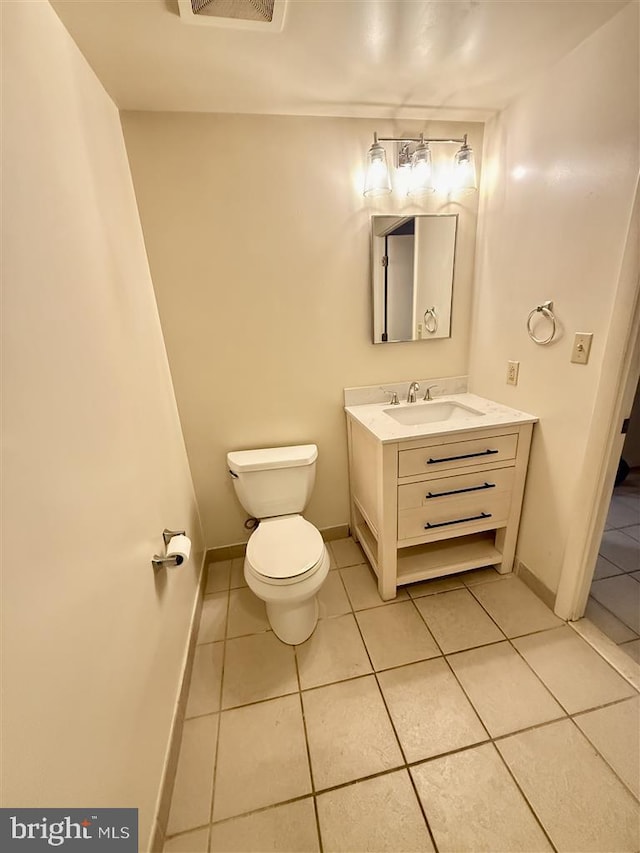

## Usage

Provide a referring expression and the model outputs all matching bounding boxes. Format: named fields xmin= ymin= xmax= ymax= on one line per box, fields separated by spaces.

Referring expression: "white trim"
xmin=569 ymin=619 xmax=640 ymax=693
xmin=555 ymin=175 xmax=640 ymax=620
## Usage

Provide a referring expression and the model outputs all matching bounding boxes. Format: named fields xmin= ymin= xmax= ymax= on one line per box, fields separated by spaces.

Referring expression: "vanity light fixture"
xmin=363 ymin=132 xmax=477 ymax=197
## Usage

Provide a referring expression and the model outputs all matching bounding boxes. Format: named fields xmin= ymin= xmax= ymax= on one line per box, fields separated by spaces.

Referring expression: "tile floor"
xmin=164 ymin=539 xmax=640 ymax=853
xmin=586 ymin=470 xmax=640 ymax=663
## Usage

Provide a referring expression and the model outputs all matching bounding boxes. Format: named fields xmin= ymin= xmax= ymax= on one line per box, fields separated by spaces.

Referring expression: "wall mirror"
xmin=371 ymin=214 xmax=457 ymax=344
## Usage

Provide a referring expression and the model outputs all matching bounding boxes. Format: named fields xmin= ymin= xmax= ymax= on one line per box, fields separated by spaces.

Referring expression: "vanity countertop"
xmin=345 ymin=393 xmax=538 ymax=444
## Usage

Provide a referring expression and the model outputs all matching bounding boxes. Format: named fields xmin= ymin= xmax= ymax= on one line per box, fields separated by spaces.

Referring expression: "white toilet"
xmin=227 ymin=444 xmax=330 ymax=645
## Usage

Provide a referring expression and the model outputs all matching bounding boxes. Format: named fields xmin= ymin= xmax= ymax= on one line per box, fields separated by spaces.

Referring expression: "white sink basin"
xmin=383 ymin=400 xmax=485 ymax=426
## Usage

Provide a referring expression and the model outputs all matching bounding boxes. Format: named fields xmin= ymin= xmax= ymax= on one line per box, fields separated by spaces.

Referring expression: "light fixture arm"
xmin=374 ymin=135 xmax=467 ymax=145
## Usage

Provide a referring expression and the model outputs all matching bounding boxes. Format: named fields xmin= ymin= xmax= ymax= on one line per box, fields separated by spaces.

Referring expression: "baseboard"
xmin=148 ymin=553 xmax=207 ymax=853
xmin=514 ymin=558 xmax=556 ymax=611
xmin=205 ymin=523 xmax=351 ymax=565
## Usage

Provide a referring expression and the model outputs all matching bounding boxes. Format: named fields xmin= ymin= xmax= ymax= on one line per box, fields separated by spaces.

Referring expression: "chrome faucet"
xmin=423 ymin=384 xmax=439 ymax=401
xmin=407 ymin=381 xmax=420 ymax=403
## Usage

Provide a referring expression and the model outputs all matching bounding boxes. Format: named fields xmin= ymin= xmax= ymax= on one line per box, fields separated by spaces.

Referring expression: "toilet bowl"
xmin=244 ymin=515 xmax=330 ymax=644
xmin=227 ymin=444 xmax=329 ymax=645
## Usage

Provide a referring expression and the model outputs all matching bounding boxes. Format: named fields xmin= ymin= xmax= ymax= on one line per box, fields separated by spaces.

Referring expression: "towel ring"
xmin=527 ymin=301 xmax=557 ymax=345
xmin=423 ymin=307 xmax=438 ymax=334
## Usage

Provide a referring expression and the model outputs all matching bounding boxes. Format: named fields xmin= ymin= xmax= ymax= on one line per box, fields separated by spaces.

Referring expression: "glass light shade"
xmin=453 ymin=143 xmax=477 ymax=192
xmin=408 ymin=143 xmax=434 ymax=197
xmin=364 ymin=142 xmax=392 ymax=196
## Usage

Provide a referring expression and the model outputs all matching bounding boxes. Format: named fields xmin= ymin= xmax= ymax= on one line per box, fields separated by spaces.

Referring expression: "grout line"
xmin=567 ymin=714 xmax=640 ymax=805
xmin=292 ymin=641 xmax=324 ymax=853
xmin=349 ymin=600 xmax=440 ymax=851
xmin=205 ymin=585 xmax=232 ymax=841
xmin=171 ymin=557 xmax=640 ymax=848
xmin=491 ymin=740 xmax=559 ymax=852
xmin=199 ymin=792 xmax=318 ymax=832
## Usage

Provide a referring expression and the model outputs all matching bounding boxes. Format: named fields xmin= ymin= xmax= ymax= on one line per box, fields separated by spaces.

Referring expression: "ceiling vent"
xmin=178 ymin=0 xmax=287 ymax=30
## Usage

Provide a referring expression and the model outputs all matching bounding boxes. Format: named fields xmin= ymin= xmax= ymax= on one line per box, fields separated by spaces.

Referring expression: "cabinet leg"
xmin=378 ymin=573 xmax=396 ymax=601
xmin=495 ymin=528 xmax=515 ymax=574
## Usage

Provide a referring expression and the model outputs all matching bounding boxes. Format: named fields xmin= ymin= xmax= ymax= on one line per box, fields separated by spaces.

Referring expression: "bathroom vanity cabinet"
xmin=345 ymin=396 xmax=536 ymax=600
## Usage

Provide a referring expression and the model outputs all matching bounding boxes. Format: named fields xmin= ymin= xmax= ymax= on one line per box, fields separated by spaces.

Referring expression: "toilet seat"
xmin=246 ymin=515 xmax=325 ymax=584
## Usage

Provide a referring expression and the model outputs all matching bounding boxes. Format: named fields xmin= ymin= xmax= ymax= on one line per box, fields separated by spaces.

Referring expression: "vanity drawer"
xmin=398 ymin=433 xmax=518 ymax=478
xmin=398 ymin=467 xmax=515 ymax=511
xmin=398 ymin=488 xmax=511 ymax=541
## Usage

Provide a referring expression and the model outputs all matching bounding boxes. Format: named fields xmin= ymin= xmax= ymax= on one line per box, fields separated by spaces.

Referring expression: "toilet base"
xmin=267 ymin=596 xmax=319 ymax=645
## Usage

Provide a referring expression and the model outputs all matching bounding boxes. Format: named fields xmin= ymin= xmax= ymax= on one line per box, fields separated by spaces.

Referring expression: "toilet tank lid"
xmin=227 ymin=444 xmax=318 ymax=473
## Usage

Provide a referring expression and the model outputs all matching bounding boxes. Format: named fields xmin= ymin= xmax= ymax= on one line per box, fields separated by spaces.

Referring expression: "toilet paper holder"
xmin=152 ymin=528 xmax=186 ymax=569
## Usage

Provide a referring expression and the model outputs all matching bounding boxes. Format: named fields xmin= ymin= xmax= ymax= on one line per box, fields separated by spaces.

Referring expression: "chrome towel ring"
xmin=527 ymin=300 xmax=557 ymax=345
xmin=423 ymin=307 xmax=438 ymax=334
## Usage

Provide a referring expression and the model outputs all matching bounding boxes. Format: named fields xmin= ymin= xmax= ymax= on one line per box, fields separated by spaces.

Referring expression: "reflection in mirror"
xmin=371 ymin=214 xmax=457 ymax=344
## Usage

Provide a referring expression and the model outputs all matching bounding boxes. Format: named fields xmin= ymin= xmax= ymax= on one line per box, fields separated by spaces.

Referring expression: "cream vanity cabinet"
xmin=345 ymin=406 xmax=535 ymax=600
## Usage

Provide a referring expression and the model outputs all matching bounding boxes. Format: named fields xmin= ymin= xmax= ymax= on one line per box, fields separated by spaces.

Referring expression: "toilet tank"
xmin=227 ymin=444 xmax=318 ymax=519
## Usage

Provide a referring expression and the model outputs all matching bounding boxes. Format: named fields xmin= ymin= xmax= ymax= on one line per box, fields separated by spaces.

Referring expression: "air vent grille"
xmin=191 ymin=0 xmax=275 ymax=22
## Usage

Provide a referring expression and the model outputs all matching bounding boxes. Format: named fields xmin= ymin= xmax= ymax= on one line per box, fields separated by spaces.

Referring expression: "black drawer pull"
xmin=426 ymin=482 xmax=496 ymax=499
xmin=426 ymin=448 xmax=499 ymax=465
xmin=424 ymin=511 xmax=492 ymax=530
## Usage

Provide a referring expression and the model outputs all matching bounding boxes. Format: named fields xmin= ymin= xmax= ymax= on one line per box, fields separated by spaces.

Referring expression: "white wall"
xmin=1 ymin=3 xmax=202 ymax=846
xmin=469 ymin=2 xmax=639 ymax=593
xmin=121 ymin=112 xmax=482 ymax=548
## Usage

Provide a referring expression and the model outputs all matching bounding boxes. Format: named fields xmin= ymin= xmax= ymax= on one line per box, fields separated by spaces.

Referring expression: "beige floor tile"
xmin=575 ymin=696 xmax=640 ymax=798
xmin=340 ymin=563 xmax=408 ymax=610
xmin=210 ymin=799 xmax=319 ymax=853
xmin=461 ymin=566 xmax=506 ymax=586
xmin=413 ymin=588 xmax=504 ymax=653
xmin=186 ymin=641 xmax=224 ymax=718
xmin=166 ymin=714 xmax=218 ymax=835
xmin=226 ymin=587 xmax=270 ymax=638
xmin=221 ymin=631 xmax=298 ymax=709
xmin=406 ymin=574 xmax=465 ymax=598
xmin=197 ymin=593 xmax=228 ymax=644
xmin=585 ymin=596 xmax=638 ymax=644
xmin=621 ymin=638 xmax=640 ymax=663
xmin=599 ymin=529 xmax=640 ymax=572
xmin=590 ymin=574 xmax=640 ymax=633
xmin=205 ymin=560 xmax=231 ymax=594
xmin=514 ymin=626 xmax=637 ymax=713
xmin=448 ymin=641 xmax=564 ymax=737
xmin=213 ymin=695 xmax=311 ymax=821
xmin=355 ymin=601 xmax=440 ymax=670
xmin=329 ymin=537 xmax=365 ymax=568
xmin=497 ymin=719 xmax=640 ymax=852
xmin=592 ymin=554 xmax=624 ymax=580
xmin=469 ymin=576 xmax=563 ymax=637
xmin=411 ymin=743 xmax=552 ymax=853
xmin=296 ymin=613 xmax=371 ymax=689
xmin=378 ymin=658 xmax=487 ymax=762
xmin=316 ymin=770 xmax=434 ymax=853
xmin=163 ymin=827 xmax=209 ymax=853
xmin=302 ymin=676 xmax=403 ymax=789
xmin=229 ymin=557 xmax=247 ymax=589
xmin=317 ymin=571 xmax=352 ymax=618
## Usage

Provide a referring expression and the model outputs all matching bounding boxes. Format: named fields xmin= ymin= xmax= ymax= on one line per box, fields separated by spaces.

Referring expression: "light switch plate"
xmin=571 ymin=332 xmax=593 ymax=364
xmin=506 ymin=360 xmax=519 ymax=385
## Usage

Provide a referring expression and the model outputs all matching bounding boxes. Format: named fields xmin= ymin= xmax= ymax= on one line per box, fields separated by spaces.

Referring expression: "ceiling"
xmin=51 ymin=0 xmax=628 ymax=119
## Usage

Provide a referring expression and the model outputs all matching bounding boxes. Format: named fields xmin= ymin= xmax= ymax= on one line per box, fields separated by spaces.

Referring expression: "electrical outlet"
xmin=417 ymin=323 xmax=423 ymax=339
xmin=506 ymin=360 xmax=519 ymax=386
xmin=571 ymin=332 xmax=593 ymax=365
